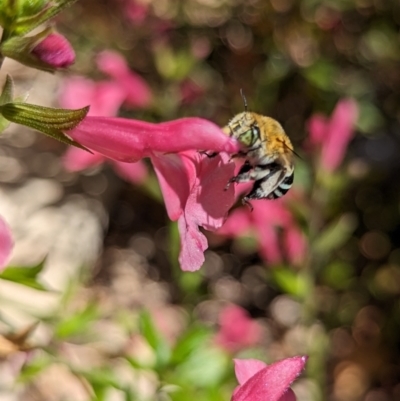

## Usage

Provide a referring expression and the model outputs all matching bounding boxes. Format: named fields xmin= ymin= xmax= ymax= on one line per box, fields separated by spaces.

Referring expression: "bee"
xmin=223 ymin=92 xmax=295 ymax=203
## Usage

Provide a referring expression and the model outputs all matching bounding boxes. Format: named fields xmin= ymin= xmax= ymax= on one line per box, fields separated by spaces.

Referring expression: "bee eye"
xmin=252 ymin=125 xmax=260 ymax=137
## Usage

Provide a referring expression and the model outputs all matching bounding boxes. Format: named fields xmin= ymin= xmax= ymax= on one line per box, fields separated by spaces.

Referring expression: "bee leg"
xmin=199 ymin=150 xmax=218 ymax=158
xmin=224 ymin=161 xmax=252 ymax=190
xmin=228 ymin=150 xmax=248 ymax=161
xmin=244 ymin=169 xmax=286 ymax=200
xmin=241 ymin=198 xmax=254 ymax=212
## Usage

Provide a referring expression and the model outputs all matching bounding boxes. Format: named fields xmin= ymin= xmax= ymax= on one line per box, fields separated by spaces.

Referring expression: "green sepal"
xmin=12 ymin=0 xmax=78 ymax=36
xmin=0 ymin=102 xmax=91 ymax=151
xmin=0 ymin=75 xmax=14 ymax=132
xmin=0 ymin=75 xmax=15 ymax=105
xmin=1 ymin=27 xmax=57 ymax=73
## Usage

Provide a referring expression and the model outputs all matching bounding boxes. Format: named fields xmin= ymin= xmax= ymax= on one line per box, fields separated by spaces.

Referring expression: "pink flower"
xmin=218 ymin=199 xmax=306 ymax=266
xmin=63 ymin=148 xmax=148 ymax=185
xmin=307 ymin=99 xmax=358 ymax=172
xmin=66 ymin=117 xmax=239 ymax=162
xmin=179 ymin=79 xmax=205 ymax=104
xmin=215 ymin=305 xmax=261 ymax=352
xmin=59 ymin=76 xmax=125 ymax=116
xmin=60 ymin=76 xmax=147 ymax=184
xmin=152 ymin=151 xmax=236 ymax=271
xmin=232 ymin=356 xmax=307 ymax=401
xmin=124 ymin=0 xmax=149 ymax=23
xmin=32 ymin=32 xmax=75 ymax=68
xmin=66 ymin=116 xmax=239 ymax=271
xmin=0 ymin=216 xmax=13 ymax=271
xmin=96 ymin=50 xmax=152 ymax=108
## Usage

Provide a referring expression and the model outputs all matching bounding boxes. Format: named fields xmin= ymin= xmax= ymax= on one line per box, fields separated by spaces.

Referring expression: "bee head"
xmin=226 ymin=112 xmax=260 ymax=147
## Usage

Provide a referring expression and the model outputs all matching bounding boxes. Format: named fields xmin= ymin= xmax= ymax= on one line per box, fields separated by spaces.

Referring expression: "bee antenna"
xmin=240 ymin=88 xmax=248 ymax=112
xmin=282 ymin=141 xmax=303 ymax=160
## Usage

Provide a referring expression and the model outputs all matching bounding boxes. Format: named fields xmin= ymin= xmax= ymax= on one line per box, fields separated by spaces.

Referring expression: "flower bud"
xmin=31 ymin=32 xmax=75 ymax=68
xmin=1 ymin=29 xmax=75 ymax=72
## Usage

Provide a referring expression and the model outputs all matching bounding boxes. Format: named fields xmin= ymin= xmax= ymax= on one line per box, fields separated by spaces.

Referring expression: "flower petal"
xmin=0 ymin=216 xmax=13 ymax=271
xmin=217 ymin=208 xmax=252 ymax=236
xmin=97 ymin=50 xmax=152 ymax=108
xmin=285 ymin=226 xmax=307 ymax=266
xmin=321 ymin=98 xmax=358 ymax=172
xmin=191 ymin=152 xmax=236 ymax=228
xmin=60 ymin=77 xmax=125 ymax=116
xmin=215 ymin=306 xmax=261 ymax=352
xmin=231 ymin=356 xmax=307 ymax=401
xmin=96 ymin=50 xmax=130 ymax=77
xmin=279 ymin=389 xmax=297 ymax=401
xmin=177 ymin=214 xmax=208 ymax=272
xmin=257 ymin=224 xmax=282 ymax=264
xmin=307 ymin=114 xmax=328 ymax=146
xmin=151 ymin=153 xmax=194 ymax=220
xmin=112 ymin=160 xmax=148 ymax=184
xmin=234 ymin=359 xmax=267 ymax=385
xmin=63 ymin=142 xmax=148 ymax=184
xmin=67 ymin=116 xmax=239 ymax=162
xmin=63 ymin=147 xmax=105 ymax=171
xmin=175 ymin=152 xmax=235 ymax=271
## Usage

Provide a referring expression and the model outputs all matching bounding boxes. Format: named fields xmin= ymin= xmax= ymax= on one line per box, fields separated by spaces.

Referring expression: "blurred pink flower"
xmin=60 ymin=76 xmax=147 ymax=184
xmin=66 ymin=116 xmax=239 ymax=270
xmin=307 ymin=99 xmax=358 ymax=172
xmin=32 ymin=32 xmax=75 ymax=68
xmin=232 ymin=356 xmax=307 ymax=401
xmin=0 ymin=216 xmax=13 ymax=271
xmin=180 ymin=79 xmax=205 ymax=104
xmin=60 ymin=76 xmax=125 ymax=116
xmin=63 ymin=148 xmax=148 ymax=185
xmin=218 ymin=200 xmax=306 ymax=266
xmin=124 ymin=0 xmax=149 ymax=23
xmin=215 ymin=305 xmax=261 ymax=352
xmin=96 ymin=50 xmax=152 ymax=108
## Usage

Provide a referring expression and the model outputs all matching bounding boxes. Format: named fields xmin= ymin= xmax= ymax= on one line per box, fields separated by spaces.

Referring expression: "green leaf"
xmin=12 ymin=0 xmax=78 ymax=36
xmin=314 ymin=214 xmax=357 ymax=255
xmin=154 ymin=45 xmax=195 ymax=80
xmin=18 ymin=354 xmax=52 ymax=382
xmin=55 ymin=303 xmax=98 ymax=339
xmin=124 ymin=355 xmax=149 ymax=370
xmin=0 ymin=102 xmax=90 ymax=151
xmin=78 ymin=368 xmax=122 ymax=389
xmin=171 ymin=326 xmax=211 ymax=364
xmin=139 ymin=310 xmax=171 ymax=368
xmin=171 ymin=345 xmax=228 ymax=388
xmin=356 ymin=101 xmax=385 ymax=134
xmin=0 ymin=260 xmax=48 ymax=290
xmin=322 ymin=261 xmax=355 ymax=290
xmin=303 ymin=60 xmax=338 ymax=91
xmin=271 ymin=267 xmax=311 ymax=298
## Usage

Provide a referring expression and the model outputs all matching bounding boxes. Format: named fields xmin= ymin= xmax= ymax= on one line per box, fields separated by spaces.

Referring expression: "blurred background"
xmin=1 ymin=0 xmax=400 ymax=400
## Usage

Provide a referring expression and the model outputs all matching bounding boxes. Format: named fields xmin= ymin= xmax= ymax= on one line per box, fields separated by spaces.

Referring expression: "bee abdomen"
xmin=270 ymin=171 xmax=294 ymax=199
